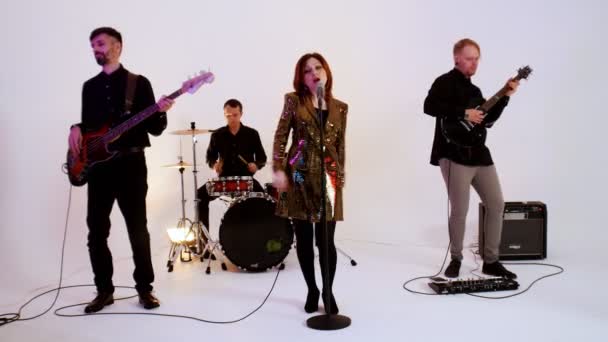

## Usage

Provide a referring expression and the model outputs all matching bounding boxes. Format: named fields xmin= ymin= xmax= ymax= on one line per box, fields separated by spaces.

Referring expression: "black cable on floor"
xmin=0 ymin=181 xmax=283 ymax=328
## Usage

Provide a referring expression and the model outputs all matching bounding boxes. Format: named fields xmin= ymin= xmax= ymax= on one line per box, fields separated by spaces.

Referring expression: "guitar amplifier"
xmin=478 ymin=201 xmax=547 ymax=260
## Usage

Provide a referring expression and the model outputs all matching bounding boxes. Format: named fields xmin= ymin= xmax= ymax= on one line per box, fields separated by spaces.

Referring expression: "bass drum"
xmin=219 ymin=194 xmax=293 ymax=271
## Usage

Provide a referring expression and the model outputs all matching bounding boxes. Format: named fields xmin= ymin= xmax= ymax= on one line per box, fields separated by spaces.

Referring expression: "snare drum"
xmin=219 ymin=194 xmax=293 ymax=271
xmin=206 ymin=176 xmax=253 ymax=197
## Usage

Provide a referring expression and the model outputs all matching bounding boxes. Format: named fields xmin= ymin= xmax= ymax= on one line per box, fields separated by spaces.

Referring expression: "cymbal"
xmin=170 ymin=128 xmax=214 ymax=135
xmin=161 ymin=161 xmax=195 ymax=168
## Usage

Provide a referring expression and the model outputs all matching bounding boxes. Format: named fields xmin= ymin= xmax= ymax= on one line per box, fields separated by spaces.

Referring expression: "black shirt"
xmin=206 ymin=124 xmax=267 ymax=177
xmin=423 ymin=68 xmax=509 ymax=166
xmin=80 ymin=65 xmax=167 ymax=150
xmin=321 ymin=109 xmax=328 ymax=126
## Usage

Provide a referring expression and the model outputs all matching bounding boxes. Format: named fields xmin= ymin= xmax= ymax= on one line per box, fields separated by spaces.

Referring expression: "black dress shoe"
xmin=84 ymin=292 xmax=114 ymax=313
xmin=482 ymin=261 xmax=517 ymax=279
xmin=444 ymin=259 xmax=461 ymax=278
xmin=138 ymin=292 xmax=160 ymax=309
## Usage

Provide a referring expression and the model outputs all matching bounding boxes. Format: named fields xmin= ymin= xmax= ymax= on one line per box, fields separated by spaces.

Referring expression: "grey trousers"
xmin=439 ymin=159 xmax=505 ymax=263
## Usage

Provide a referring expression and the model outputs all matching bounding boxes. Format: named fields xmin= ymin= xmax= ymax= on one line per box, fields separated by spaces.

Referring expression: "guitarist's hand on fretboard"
xmin=505 ymin=79 xmax=520 ymax=96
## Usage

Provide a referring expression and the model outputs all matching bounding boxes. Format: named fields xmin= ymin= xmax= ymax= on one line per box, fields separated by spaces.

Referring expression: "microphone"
xmin=316 ymin=81 xmax=325 ymax=100
xmin=316 ymin=81 xmax=325 ymax=114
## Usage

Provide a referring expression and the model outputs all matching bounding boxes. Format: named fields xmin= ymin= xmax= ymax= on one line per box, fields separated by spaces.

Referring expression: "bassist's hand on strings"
xmin=68 ymin=125 xmax=82 ymax=156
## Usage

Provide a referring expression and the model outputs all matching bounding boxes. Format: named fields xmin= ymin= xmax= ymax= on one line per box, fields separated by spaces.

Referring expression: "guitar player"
xmin=423 ymin=38 xmax=519 ymax=279
xmin=67 ymin=27 xmax=174 ymax=313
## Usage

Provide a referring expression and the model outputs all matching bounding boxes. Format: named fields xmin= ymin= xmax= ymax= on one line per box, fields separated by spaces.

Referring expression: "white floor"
xmin=1 ymin=230 xmax=606 ymax=342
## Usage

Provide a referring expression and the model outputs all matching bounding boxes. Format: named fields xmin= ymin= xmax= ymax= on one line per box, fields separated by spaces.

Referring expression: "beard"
xmin=95 ymin=53 xmax=108 ymax=66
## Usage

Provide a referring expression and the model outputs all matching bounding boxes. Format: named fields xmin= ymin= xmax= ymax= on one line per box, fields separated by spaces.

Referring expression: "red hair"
xmin=292 ymin=52 xmax=333 ymax=102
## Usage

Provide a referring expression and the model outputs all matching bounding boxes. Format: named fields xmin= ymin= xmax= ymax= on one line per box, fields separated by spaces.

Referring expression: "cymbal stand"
xmin=166 ymin=156 xmax=194 ymax=272
xmin=188 ymin=121 xmax=227 ymax=274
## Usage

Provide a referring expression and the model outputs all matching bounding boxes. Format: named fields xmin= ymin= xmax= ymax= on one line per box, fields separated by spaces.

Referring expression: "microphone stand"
xmin=306 ymin=84 xmax=351 ymax=330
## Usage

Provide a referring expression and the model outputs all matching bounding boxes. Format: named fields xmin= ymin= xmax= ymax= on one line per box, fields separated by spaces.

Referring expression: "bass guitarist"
xmin=67 ymin=27 xmax=173 ymax=313
xmin=423 ymin=38 xmax=519 ymax=279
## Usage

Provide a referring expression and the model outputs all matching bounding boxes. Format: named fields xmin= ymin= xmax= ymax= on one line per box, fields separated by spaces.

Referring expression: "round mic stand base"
xmin=306 ymin=314 xmax=351 ymax=330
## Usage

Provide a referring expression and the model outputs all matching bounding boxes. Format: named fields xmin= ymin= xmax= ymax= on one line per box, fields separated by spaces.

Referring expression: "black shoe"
xmin=304 ymin=288 xmax=320 ymax=313
xmin=138 ymin=292 xmax=160 ymax=309
xmin=444 ymin=259 xmax=461 ymax=278
xmin=322 ymin=292 xmax=339 ymax=315
xmin=482 ymin=261 xmax=517 ymax=279
xmin=84 ymin=292 xmax=114 ymax=313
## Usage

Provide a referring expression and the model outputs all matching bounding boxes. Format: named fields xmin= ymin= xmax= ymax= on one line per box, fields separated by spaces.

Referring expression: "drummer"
xmin=197 ymin=99 xmax=267 ymax=246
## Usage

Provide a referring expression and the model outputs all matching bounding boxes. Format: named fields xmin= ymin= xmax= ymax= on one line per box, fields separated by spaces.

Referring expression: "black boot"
xmin=482 ymin=261 xmax=517 ymax=279
xmin=294 ymin=221 xmax=319 ymax=313
xmin=321 ymin=291 xmax=339 ymax=314
xmin=444 ymin=259 xmax=461 ymax=278
xmin=317 ymin=222 xmax=338 ymax=314
xmin=305 ymin=288 xmax=320 ymax=313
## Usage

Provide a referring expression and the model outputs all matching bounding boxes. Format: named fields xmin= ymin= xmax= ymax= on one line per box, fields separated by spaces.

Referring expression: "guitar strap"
xmin=124 ymin=71 xmax=139 ymax=116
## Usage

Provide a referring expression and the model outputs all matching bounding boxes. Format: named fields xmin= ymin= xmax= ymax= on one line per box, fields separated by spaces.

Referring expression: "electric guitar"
xmin=440 ymin=65 xmax=532 ymax=147
xmin=66 ymin=71 xmax=215 ymax=186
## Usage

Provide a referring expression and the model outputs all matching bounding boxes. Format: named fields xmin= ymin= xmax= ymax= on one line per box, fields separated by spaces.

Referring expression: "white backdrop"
xmin=1 ymin=0 xmax=607 ymax=299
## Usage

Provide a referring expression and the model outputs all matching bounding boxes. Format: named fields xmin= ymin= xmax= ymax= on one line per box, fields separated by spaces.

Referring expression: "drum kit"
xmin=164 ymin=122 xmax=294 ymax=273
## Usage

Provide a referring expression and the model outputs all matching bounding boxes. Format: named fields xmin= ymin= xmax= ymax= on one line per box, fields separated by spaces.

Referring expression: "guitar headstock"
xmin=516 ymin=65 xmax=533 ymax=81
xmin=182 ymin=70 xmax=215 ymax=94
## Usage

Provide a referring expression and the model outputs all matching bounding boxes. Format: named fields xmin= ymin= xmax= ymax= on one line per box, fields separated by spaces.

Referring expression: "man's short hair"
xmin=90 ymin=27 xmax=122 ymax=43
xmin=453 ymin=38 xmax=480 ymax=55
xmin=224 ymin=99 xmax=243 ymax=112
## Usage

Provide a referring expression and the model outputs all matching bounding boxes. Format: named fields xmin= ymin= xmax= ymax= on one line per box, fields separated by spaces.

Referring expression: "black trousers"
xmin=86 ymin=152 xmax=154 ymax=294
xmin=293 ymin=220 xmax=337 ymax=293
xmin=196 ymin=178 xmax=264 ymax=232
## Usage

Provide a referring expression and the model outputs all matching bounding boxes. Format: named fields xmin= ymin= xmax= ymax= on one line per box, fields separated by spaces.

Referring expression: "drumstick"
xmin=237 ymin=154 xmax=249 ymax=165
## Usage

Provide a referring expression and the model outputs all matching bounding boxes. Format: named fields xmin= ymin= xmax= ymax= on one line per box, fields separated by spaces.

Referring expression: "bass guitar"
xmin=66 ymin=71 xmax=215 ymax=186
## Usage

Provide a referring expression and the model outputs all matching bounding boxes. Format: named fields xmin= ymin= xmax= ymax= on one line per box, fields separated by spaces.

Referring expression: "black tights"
xmin=293 ymin=220 xmax=337 ymax=294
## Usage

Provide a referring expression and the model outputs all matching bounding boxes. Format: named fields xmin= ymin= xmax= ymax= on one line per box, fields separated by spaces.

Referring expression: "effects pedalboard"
xmin=428 ymin=277 xmax=519 ymax=294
